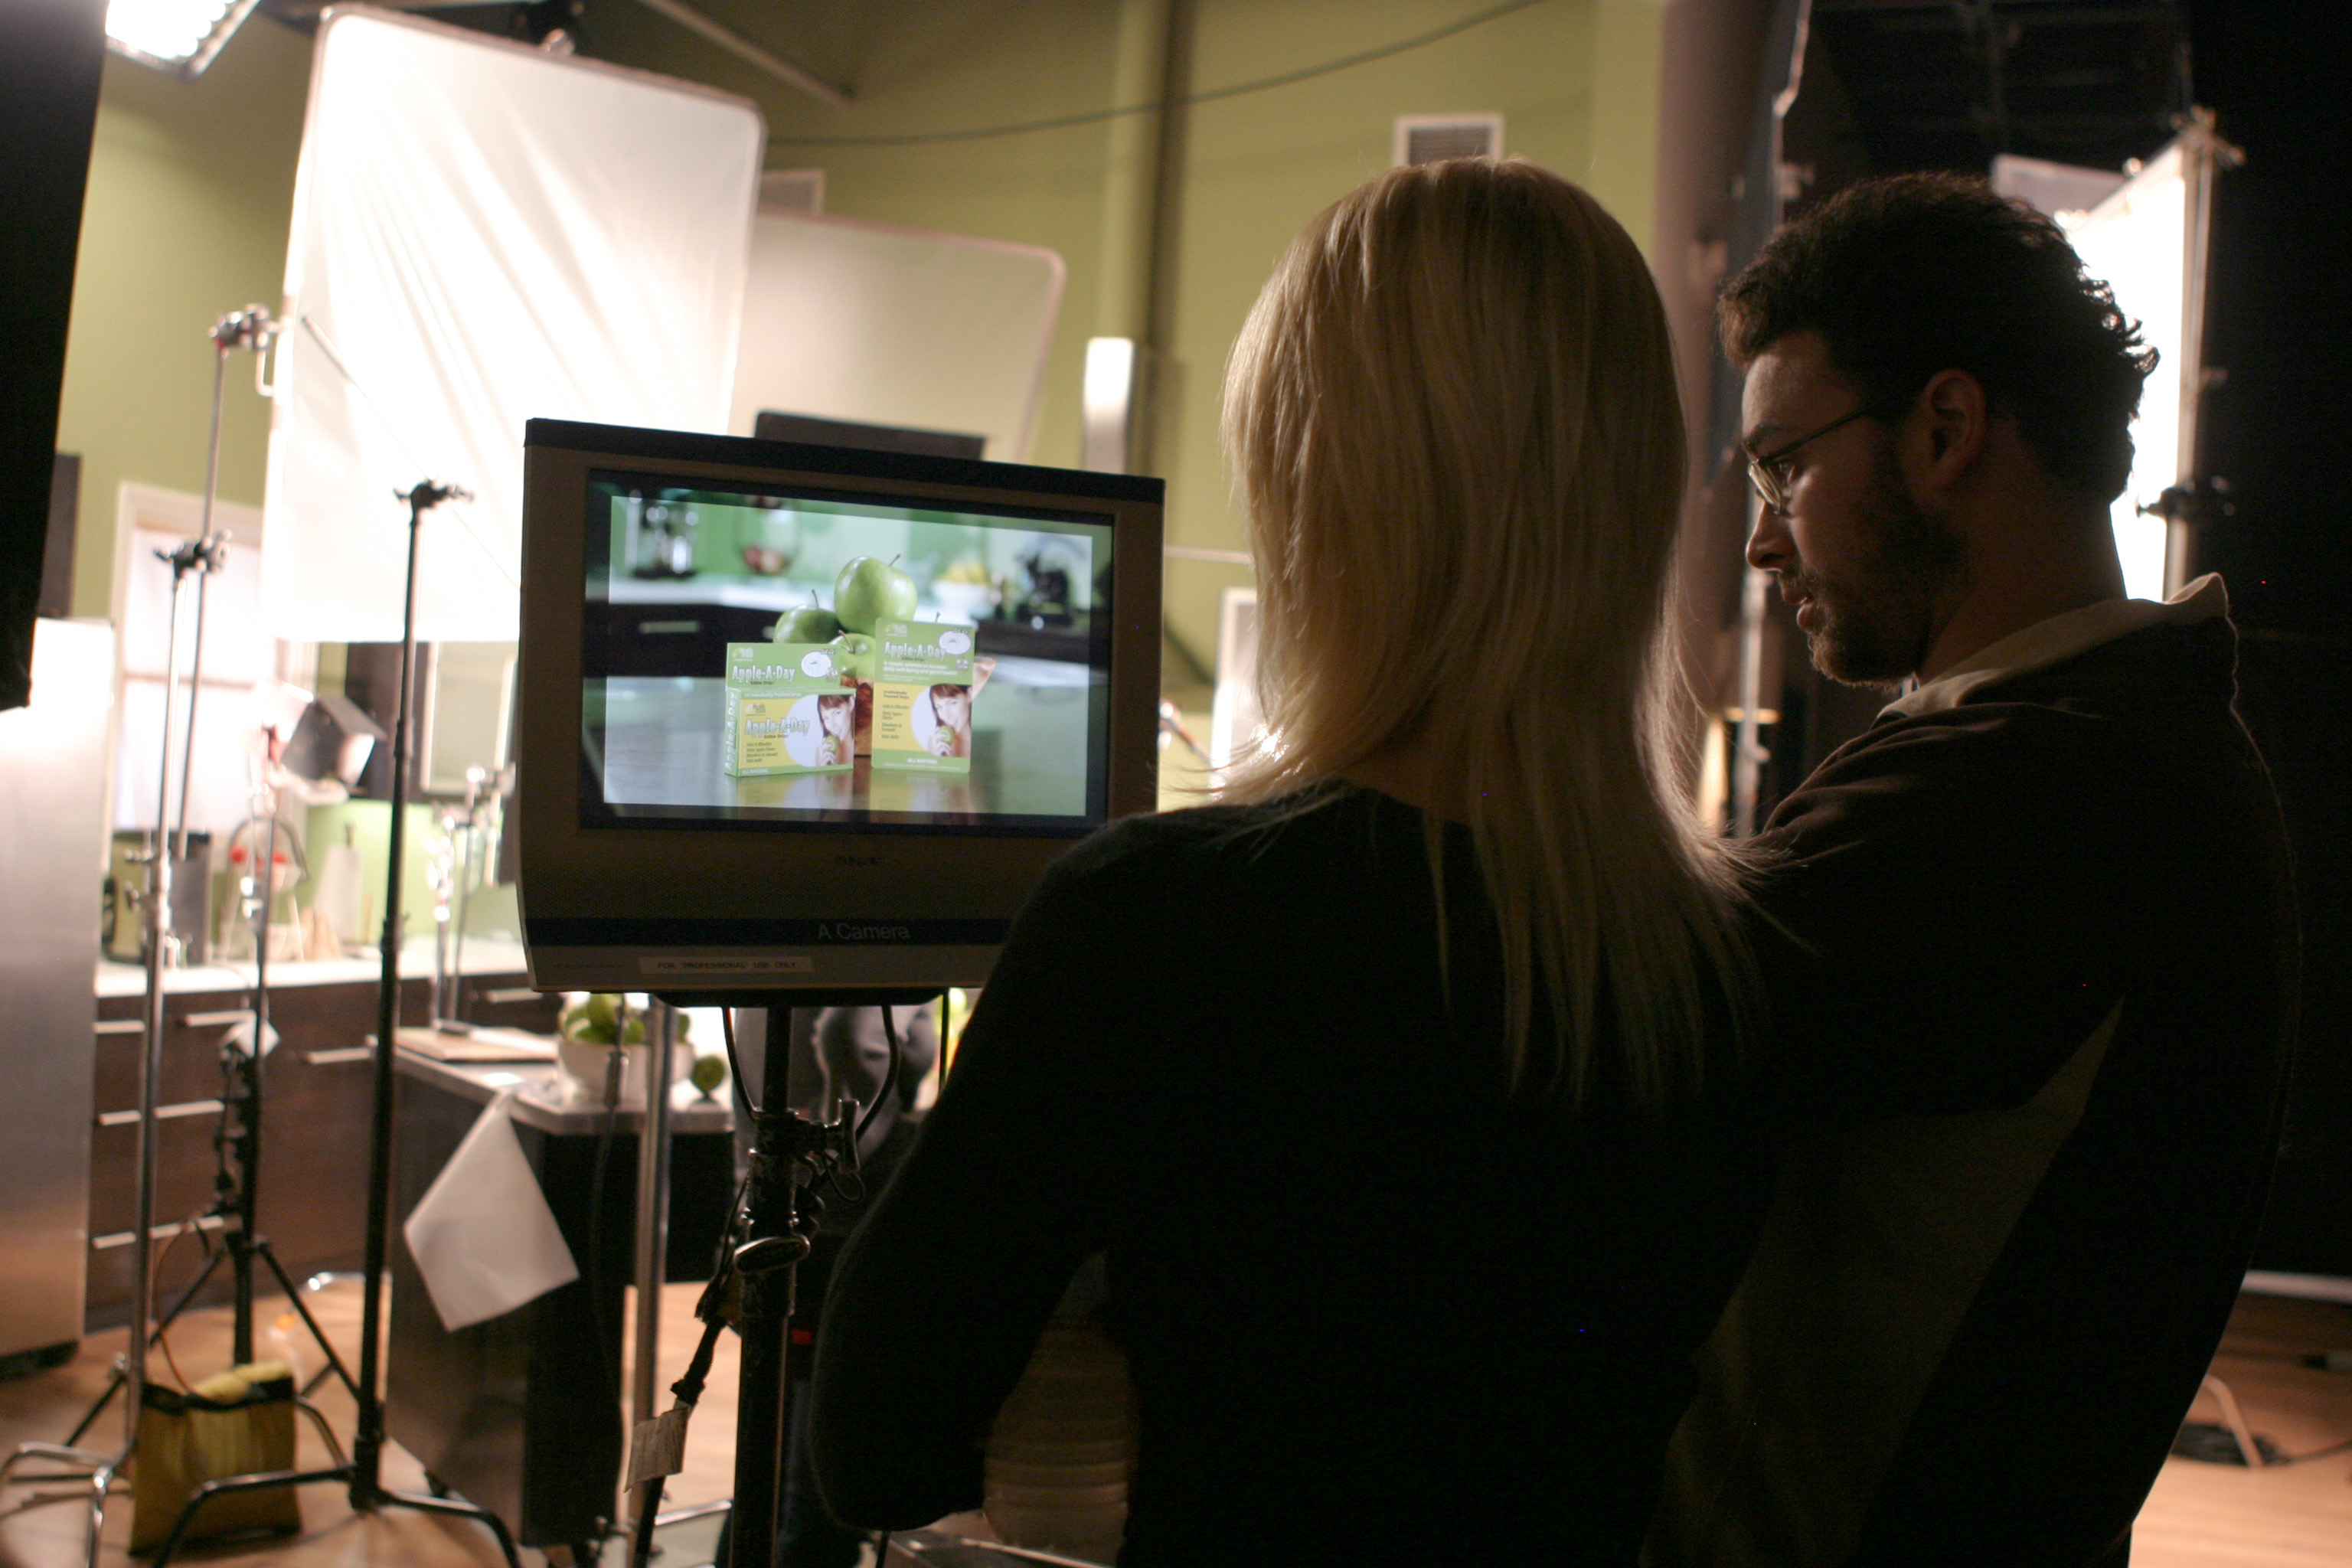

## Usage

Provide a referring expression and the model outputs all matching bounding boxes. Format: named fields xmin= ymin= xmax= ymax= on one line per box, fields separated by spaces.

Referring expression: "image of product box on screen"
xmin=872 ymin=621 xmax=975 ymax=773
xmin=724 ymin=642 xmax=858 ymax=777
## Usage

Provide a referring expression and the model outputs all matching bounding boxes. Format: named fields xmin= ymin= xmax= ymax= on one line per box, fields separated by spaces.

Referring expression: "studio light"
xmin=104 ymin=0 xmax=258 ymax=79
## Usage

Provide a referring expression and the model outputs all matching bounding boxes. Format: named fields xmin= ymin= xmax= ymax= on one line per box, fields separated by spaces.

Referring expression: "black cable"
xmin=858 ymin=1007 xmax=903 ymax=1147
xmin=722 ymin=1004 xmax=761 ymax=1119
xmin=766 ymin=0 xmax=1553 ymax=148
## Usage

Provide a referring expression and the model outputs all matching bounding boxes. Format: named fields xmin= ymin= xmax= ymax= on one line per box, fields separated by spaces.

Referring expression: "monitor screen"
xmin=581 ymin=469 xmax=1115 ymax=837
xmin=518 ymin=420 xmax=1161 ymax=995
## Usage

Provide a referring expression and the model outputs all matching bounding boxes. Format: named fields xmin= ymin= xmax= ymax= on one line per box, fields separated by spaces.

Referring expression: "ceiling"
xmin=1808 ymin=0 xmax=2194 ymax=176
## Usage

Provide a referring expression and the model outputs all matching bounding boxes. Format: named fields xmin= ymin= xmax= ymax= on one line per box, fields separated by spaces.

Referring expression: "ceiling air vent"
xmin=1394 ymin=113 xmax=1504 ymax=167
xmin=758 ymin=168 xmax=825 ymax=216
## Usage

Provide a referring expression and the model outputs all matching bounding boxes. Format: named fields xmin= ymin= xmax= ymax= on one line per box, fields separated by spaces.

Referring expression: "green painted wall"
xmin=54 ymin=20 xmax=313 ymax=619
xmin=655 ymin=0 xmax=1668 ymax=691
xmin=1158 ymin=0 xmax=1663 ymax=675
xmin=606 ymin=0 xmax=1130 ymax=478
xmin=301 ymin=799 xmax=518 ymax=944
xmin=53 ymin=0 xmax=1665 ymax=684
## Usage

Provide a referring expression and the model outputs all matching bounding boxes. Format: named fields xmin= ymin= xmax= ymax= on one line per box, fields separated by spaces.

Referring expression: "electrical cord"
xmin=766 ymin=0 xmax=1553 ymax=147
xmin=859 ymin=1007 xmax=903 ymax=1147
xmin=722 ymin=1004 xmax=760 ymax=1119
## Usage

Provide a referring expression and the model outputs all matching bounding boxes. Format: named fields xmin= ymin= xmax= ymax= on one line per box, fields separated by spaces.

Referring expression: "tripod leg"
xmin=149 ymin=1465 xmax=345 ymax=1568
xmin=381 ymin=1485 xmax=524 ymax=1568
xmin=295 ymin=1396 xmax=349 ymax=1469
xmin=152 ymin=1242 xmax=227 ymax=1344
xmin=59 ymin=1367 xmax=126 ymax=1453
xmin=84 ymin=1453 xmax=122 ymax=1568
xmin=258 ymin=1241 xmax=360 ymax=1400
xmin=44 ymin=1239 xmax=224 ymax=1457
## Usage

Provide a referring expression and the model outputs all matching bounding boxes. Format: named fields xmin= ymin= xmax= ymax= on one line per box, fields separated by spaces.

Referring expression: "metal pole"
xmin=730 ymin=1010 xmax=798 ymax=1568
xmin=353 ymin=484 xmax=439 ymax=1504
xmin=234 ymin=804 xmax=282 ymax=1367
xmin=630 ymin=1002 xmax=677 ymax=1501
xmin=630 ymin=0 xmax=851 ymax=106
xmin=1730 ymin=546 xmax=1772 ymax=838
xmin=2167 ymin=108 xmax=2239 ymax=597
xmin=128 ymin=557 xmax=193 ymax=1458
xmin=178 ymin=345 xmax=230 ymax=858
xmin=1730 ymin=0 xmax=1810 ymax=838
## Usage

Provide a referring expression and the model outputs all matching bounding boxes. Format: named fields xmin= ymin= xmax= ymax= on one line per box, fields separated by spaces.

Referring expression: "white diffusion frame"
xmin=262 ymin=7 xmax=765 ymax=644
xmin=2059 ymin=116 xmax=2230 ymax=603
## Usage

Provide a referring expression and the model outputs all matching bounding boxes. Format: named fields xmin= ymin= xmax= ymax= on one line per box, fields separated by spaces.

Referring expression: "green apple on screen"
xmin=834 ymin=556 xmax=917 ymax=634
xmin=773 ymin=593 xmax=841 ymax=643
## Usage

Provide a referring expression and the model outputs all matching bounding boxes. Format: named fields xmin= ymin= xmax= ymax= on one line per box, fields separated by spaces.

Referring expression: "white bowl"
xmin=930 ymin=582 xmax=995 ymax=622
xmin=556 ymin=1037 xmax=651 ymax=1106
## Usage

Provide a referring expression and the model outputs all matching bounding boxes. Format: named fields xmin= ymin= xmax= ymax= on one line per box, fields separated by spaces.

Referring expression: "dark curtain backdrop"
xmin=0 ymin=0 xmax=106 ymax=711
xmin=2188 ymin=2 xmax=2352 ymax=1276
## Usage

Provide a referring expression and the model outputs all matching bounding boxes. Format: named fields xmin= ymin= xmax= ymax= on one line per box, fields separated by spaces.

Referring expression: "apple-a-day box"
xmin=723 ymin=642 xmax=857 ymax=777
xmin=871 ymin=621 xmax=976 ymax=773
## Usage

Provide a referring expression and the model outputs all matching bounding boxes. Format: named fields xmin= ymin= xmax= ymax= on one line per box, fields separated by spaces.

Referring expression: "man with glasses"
xmin=1647 ymin=175 xmax=2298 ymax=1566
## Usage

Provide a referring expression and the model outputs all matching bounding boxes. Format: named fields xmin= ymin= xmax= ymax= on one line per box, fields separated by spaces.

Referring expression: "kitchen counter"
xmin=96 ymin=935 xmax=539 ymax=999
xmin=394 ymin=1048 xmax=734 ymax=1136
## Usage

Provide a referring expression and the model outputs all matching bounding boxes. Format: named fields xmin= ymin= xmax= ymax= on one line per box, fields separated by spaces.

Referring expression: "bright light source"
xmin=105 ymin=0 xmax=256 ymax=78
xmin=1082 ymin=337 xmax=1139 ymax=475
xmin=2060 ymin=146 xmax=2187 ymax=603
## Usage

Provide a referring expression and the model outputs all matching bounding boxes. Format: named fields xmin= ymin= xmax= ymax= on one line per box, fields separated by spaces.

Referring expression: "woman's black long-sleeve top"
xmin=809 ymin=787 xmax=1768 ymax=1565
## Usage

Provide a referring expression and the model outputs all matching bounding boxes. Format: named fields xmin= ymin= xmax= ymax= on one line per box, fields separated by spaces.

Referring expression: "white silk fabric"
xmin=262 ymin=8 xmax=763 ymax=642
xmin=401 ymin=1088 xmax=578 ymax=1332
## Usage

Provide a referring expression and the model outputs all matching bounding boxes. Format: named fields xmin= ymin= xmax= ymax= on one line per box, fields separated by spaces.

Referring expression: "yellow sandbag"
xmin=129 ymin=1364 xmax=300 ymax=1553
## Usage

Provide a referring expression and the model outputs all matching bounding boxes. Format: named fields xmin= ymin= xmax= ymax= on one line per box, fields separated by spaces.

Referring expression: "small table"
xmin=387 ymin=1052 xmax=734 ymax=1553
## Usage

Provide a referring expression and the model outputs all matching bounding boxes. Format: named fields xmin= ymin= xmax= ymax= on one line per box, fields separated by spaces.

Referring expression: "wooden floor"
xmin=0 ymin=1278 xmax=742 ymax=1568
xmin=2 ymin=1285 xmax=2347 ymax=1566
xmin=2132 ymin=1293 xmax=2352 ymax=1567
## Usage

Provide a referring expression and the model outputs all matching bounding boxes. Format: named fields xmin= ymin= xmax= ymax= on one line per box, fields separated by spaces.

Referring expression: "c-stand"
xmin=0 ymin=525 xmax=231 ymax=1568
xmin=132 ymin=482 xmax=524 ymax=1566
xmin=33 ymin=802 xmax=367 ymax=1557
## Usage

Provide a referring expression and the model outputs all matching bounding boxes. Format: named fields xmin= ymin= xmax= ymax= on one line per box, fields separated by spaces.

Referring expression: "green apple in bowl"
xmin=834 ymin=555 xmax=917 ymax=634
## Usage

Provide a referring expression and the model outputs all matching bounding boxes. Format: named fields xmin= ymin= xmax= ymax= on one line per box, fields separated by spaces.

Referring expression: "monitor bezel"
xmin=516 ymin=419 xmax=1163 ymax=994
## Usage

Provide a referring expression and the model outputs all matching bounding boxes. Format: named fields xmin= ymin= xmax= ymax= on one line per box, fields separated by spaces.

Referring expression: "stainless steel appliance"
xmin=0 ymin=619 xmax=113 ymax=1361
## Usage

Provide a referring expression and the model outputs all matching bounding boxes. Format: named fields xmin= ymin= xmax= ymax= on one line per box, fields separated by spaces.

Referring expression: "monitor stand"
xmin=633 ymin=988 xmax=940 ymax=1568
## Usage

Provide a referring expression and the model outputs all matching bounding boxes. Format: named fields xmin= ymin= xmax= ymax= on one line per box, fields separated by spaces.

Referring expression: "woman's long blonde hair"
xmin=1220 ymin=158 xmax=1753 ymax=1102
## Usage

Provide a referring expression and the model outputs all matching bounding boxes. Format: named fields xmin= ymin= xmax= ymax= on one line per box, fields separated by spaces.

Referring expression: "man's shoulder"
xmin=1773 ymin=614 xmax=2250 ymax=848
xmin=1766 ymin=698 xmax=2150 ymax=854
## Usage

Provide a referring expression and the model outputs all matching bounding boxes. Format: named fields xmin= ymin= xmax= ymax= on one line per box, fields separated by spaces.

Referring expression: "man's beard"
xmin=1790 ymin=447 xmax=1965 ymax=688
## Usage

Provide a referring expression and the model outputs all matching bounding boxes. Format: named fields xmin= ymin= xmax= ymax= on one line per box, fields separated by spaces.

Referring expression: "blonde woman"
xmin=812 ymin=160 xmax=1765 ymax=1564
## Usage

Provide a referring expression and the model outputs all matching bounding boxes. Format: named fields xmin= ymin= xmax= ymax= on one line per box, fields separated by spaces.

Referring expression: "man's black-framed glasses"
xmin=1745 ymin=404 xmax=1882 ymax=515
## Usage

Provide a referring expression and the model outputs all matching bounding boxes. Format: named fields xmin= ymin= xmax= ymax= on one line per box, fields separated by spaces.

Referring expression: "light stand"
xmin=132 ymin=786 xmax=368 ymax=1565
xmin=0 ymin=302 xmax=280 ymax=1564
xmin=129 ymin=484 xmax=528 ymax=1566
xmin=136 ymin=483 xmax=519 ymax=1565
xmin=0 ymin=530 xmax=228 ymax=1568
xmin=338 ymin=479 xmax=524 ymax=1561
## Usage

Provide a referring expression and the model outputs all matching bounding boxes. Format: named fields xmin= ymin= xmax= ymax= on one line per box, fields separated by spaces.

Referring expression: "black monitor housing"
xmin=515 ymin=419 xmax=1162 ymax=995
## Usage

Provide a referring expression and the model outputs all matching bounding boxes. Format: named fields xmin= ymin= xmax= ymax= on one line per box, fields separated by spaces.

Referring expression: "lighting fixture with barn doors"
xmin=104 ymin=0 xmax=258 ymax=78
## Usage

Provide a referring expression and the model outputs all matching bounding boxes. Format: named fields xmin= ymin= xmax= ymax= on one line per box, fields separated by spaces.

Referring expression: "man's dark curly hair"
xmin=1720 ymin=172 xmax=2156 ymax=502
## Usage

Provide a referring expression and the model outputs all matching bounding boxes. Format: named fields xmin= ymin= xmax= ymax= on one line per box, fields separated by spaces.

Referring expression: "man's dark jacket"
xmin=1652 ymin=586 xmax=2299 ymax=1567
